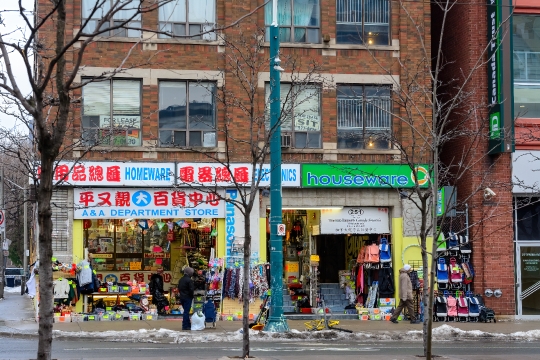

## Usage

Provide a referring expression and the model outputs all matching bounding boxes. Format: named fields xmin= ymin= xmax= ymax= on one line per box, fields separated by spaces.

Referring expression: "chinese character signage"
xmin=320 ymin=207 xmax=390 ymax=234
xmin=74 ymin=188 xmax=225 ymax=219
xmin=40 ymin=161 xmax=175 ymax=186
xmin=39 ymin=161 xmax=300 ymax=187
xmin=302 ymin=164 xmax=431 ymax=188
xmin=177 ymin=163 xmax=300 ymax=187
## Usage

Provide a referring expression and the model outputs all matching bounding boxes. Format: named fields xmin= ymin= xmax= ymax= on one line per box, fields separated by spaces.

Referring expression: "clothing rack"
xmin=408 ymin=260 xmax=423 ymax=320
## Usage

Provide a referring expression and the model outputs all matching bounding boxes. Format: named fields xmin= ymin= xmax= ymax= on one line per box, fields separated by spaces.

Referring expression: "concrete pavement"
xmin=1 ymin=287 xmax=539 ymax=339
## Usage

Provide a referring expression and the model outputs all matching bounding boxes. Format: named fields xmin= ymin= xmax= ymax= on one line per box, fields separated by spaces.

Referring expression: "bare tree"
xmin=356 ymin=1 xmax=515 ymax=358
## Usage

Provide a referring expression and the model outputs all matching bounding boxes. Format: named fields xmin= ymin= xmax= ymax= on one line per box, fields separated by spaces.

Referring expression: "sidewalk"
xmin=2 ymin=288 xmax=540 ymax=341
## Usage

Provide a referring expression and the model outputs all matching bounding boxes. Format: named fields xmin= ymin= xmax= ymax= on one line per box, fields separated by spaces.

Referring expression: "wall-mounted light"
xmin=485 ymin=289 xmax=493 ymax=297
xmin=368 ymin=136 xmax=374 ymax=147
xmin=494 ymin=289 xmax=502 ymax=298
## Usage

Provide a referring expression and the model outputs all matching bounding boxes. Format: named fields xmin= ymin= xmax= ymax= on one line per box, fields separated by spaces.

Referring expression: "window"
xmin=159 ymin=81 xmax=217 ymax=147
xmin=514 ymin=15 xmax=540 ymax=118
xmin=158 ymin=0 xmax=216 ymax=40
xmin=336 ymin=0 xmax=390 ymax=45
xmin=82 ymin=79 xmax=142 ymax=147
xmin=264 ymin=0 xmax=320 ymax=43
xmin=337 ymin=85 xmax=391 ymax=149
xmin=82 ymin=0 xmax=141 ymax=37
xmin=266 ymin=83 xmax=321 ymax=148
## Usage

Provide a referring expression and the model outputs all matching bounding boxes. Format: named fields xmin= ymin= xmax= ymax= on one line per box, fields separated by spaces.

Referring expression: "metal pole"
xmin=264 ymin=0 xmax=289 ymax=332
xmin=0 ymin=167 xmax=5 ymax=298
xmin=21 ymin=186 xmax=27 ymax=295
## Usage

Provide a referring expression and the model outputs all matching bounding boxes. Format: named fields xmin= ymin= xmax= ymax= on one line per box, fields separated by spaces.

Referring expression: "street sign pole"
xmin=264 ymin=0 xmax=289 ymax=333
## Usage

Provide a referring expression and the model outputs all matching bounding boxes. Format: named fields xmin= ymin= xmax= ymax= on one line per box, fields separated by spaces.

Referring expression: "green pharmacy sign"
xmin=301 ymin=164 xmax=431 ymax=188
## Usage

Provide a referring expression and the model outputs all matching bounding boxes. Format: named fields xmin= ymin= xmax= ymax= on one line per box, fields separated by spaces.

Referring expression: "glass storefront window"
xmin=84 ymin=219 xmax=171 ymax=271
xmin=513 ymin=15 xmax=540 ymax=118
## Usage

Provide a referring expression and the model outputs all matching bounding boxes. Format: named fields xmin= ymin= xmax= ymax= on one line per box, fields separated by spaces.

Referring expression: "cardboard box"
xmin=378 ymin=298 xmax=396 ymax=307
xmin=369 ymin=314 xmax=382 ymax=321
xmin=359 ymin=314 xmax=369 ymax=321
xmin=368 ymin=308 xmax=381 ymax=315
xmin=379 ymin=306 xmax=394 ymax=314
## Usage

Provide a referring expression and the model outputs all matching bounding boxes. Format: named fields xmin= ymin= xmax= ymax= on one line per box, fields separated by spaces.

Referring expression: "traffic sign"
xmin=277 ymin=223 xmax=286 ymax=236
xmin=0 ymin=209 xmax=4 ymax=232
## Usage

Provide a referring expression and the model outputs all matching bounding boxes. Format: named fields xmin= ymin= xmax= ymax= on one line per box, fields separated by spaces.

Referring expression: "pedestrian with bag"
xmin=178 ymin=266 xmax=195 ymax=330
xmin=390 ymin=264 xmax=421 ymax=324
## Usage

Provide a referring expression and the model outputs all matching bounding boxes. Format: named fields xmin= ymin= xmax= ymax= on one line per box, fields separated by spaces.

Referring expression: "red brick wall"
xmin=36 ymin=0 xmax=432 ymax=164
xmin=435 ymin=0 xmax=515 ymax=315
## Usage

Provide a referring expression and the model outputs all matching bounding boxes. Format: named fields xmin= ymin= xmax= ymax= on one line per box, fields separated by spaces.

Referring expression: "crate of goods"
xmin=383 ymin=314 xmax=392 ymax=321
xmin=108 ymin=285 xmax=119 ymax=293
xmin=71 ymin=314 xmax=87 ymax=322
xmin=99 ymin=313 xmax=113 ymax=321
xmin=129 ymin=313 xmax=141 ymax=321
xmin=222 ymin=314 xmax=234 ymax=321
xmin=143 ymin=314 xmax=158 ymax=321
xmin=119 ymin=285 xmax=130 ymax=294
xmin=359 ymin=314 xmax=369 ymax=321
xmin=378 ymin=298 xmax=396 ymax=307
xmin=54 ymin=315 xmax=70 ymax=323
xmin=379 ymin=306 xmax=394 ymax=314
xmin=86 ymin=314 xmax=98 ymax=321
xmin=369 ymin=314 xmax=382 ymax=321
xmin=139 ymin=283 xmax=147 ymax=293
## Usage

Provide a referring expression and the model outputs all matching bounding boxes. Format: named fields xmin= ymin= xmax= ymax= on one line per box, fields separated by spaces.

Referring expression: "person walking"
xmin=390 ymin=264 xmax=421 ymax=324
xmin=178 ymin=266 xmax=195 ymax=330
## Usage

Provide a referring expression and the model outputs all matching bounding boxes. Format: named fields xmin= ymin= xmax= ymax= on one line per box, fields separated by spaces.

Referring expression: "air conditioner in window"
xmin=281 ymin=133 xmax=292 ymax=148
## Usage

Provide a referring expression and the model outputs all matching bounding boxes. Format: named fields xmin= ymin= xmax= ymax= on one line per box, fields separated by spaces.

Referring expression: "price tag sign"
xmin=277 ymin=224 xmax=286 ymax=236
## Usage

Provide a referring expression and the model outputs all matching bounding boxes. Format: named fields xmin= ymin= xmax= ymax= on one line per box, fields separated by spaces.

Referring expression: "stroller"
xmin=203 ymin=300 xmax=217 ymax=328
xmin=434 ymin=295 xmax=448 ymax=322
xmin=475 ymin=294 xmax=496 ymax=323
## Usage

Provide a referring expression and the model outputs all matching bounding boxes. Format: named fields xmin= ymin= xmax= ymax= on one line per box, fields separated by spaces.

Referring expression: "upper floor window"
xmin=82 ymin=79 xmax=142 ymax=147
xmin=158 ymin=0 xmax=216 ymax=40
xmin=336 ymin=0 xmax=390 ymax=45
xmin=266 ymin=83 xmax=321 ymax=148
xmin=337 ymin=85 xmax=391 ymax=149
xmin=513 ymin=15 xmax=540 ymax=118
xmin=159 ymin=81 xmax=217 ymax=147
xmin=82 ymin=0 xmax=141 ymax=37
xmin=264 ymin=0 xmax=320 ymax=43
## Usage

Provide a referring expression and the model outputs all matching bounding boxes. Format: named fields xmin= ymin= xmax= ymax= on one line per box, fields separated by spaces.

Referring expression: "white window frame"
xmin=82 ymin=78 xmax=142 ymax=147
xmin=158 ymin=0 xmax=216 ymax=40
xmin=158 ymin=80 xmax=217 ymax=148
xmin=81 ymin=0 xmax=142 ymax=38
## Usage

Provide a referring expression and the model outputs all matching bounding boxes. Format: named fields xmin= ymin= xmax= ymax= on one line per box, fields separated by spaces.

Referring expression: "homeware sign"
xmin=320 ymin=207 xmax=389 ymax=234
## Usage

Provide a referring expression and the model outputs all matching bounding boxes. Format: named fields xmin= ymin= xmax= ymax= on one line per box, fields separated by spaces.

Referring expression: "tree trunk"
xmin=36 ymin=156 xmax=55 ymax=360
xmin=242 ymin=212 xmax=252 ymax=358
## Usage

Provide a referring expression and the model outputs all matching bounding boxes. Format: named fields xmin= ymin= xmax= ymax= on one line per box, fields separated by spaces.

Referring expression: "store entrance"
xmin=517 ymin=243 xmax=540 ymax=318
xmin=316 ymin=235 xmax=346 ymax=283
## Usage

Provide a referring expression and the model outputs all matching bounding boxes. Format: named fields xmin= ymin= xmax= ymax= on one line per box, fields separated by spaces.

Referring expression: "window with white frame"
xmin=264 ymin=0 xmax=320 ymax=43
xmin=513 ymin=15 xmax=540 ymax=118
xmin=82 ymin=79 xmax=142 ymax=147
xmin=266 ymin=83 xmax=322 ymax=148
xmin=336 ymin=0 xmax=390 ymax=45
xmin=158 ymin=0 xmax=216 ymax=40
xmin=82 ymin=0 xmax=141 ymax=37
xmin=337 ymin=85 xmax=391 ymax=149
xmin=159 ymin=81 xmax=217 ymax=147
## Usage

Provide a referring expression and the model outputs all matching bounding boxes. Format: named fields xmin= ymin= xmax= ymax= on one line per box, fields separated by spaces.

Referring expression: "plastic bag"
xmin=190 ymin=311 xmax=205 ymax=331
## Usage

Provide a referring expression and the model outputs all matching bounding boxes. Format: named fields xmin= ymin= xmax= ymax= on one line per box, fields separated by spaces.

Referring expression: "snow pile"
xmin=52 ymin=324 xmax=540 ymax=343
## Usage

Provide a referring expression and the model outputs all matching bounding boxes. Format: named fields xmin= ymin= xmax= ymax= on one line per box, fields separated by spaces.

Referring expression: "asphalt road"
xmin=2 ymin=337 xmax=540 ymax=359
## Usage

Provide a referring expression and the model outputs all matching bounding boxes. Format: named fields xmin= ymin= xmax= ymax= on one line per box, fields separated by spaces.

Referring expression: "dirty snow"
xmin=52 ymin=324 xmax=540 ymax=344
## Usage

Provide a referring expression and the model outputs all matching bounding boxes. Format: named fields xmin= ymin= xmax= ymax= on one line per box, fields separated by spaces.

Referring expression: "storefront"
xmin=512 ymin=151 xmax=540 ymax=318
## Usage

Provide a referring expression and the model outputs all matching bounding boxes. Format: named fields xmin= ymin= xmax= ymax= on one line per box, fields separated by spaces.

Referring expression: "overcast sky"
xmin=0 ymin=0 xmax=34 ymax=130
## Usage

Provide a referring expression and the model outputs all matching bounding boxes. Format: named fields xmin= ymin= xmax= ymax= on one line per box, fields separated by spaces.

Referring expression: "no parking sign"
xmin=0 ymin=209 xmax=4 ymax=232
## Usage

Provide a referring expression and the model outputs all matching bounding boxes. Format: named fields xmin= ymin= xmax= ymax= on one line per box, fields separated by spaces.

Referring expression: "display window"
xmin=84 ymin=218 xmax=169 ymax=271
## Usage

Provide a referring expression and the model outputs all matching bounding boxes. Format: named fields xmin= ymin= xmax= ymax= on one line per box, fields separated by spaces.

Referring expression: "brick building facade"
xmin=37 ymin=0 xmax=435 ymax=315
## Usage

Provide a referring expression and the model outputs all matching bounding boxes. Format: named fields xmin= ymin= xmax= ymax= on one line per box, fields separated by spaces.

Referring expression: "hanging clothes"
xmin=53 ymin=278 xmax=71 ymax=299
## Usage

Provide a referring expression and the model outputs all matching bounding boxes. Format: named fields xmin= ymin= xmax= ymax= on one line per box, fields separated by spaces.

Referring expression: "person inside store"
xmin=390 ymin=264 xmax=421 ymax=324
xmin=178 ymin=266 xmax=195 ymax=330
xmin=149 ymin=267 xmax=169 ymax=315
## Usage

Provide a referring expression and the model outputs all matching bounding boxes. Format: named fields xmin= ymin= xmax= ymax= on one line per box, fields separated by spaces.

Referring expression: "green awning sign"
xmin=301 ymin=164 xmax=431 ymax=188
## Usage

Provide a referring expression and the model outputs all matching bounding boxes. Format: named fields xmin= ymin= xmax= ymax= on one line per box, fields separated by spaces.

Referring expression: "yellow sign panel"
xmin=129 ymin=262 xmax=142 ymax=270
xmin=89 ymin=253 xmax=113 ymax=259
xmin=310 ymin=255 xmax=320 ymax=262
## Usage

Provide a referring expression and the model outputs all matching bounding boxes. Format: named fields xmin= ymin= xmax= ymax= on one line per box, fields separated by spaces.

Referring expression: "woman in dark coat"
xmin=178 ymin=267 xmax=195 ymax=330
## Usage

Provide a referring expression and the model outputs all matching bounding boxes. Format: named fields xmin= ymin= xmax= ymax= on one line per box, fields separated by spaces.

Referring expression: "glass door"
xmin=517 ymin=244 xmax=540 ymax=317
